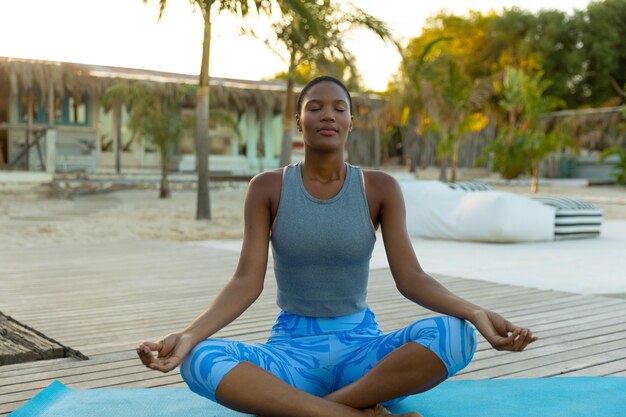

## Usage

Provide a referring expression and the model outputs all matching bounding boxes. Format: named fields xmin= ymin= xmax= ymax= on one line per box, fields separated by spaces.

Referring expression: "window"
xmin=18 ymin=89 xmax=89 ymax=126
xmin=18 ymin=90 xmax=46 ymax=124
xmin=64 ymin=95 xmax=88 ymax=125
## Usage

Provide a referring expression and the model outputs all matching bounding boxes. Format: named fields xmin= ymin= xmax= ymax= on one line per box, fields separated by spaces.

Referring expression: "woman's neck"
xmin=301 ymin=153 xmax=345 ymax=183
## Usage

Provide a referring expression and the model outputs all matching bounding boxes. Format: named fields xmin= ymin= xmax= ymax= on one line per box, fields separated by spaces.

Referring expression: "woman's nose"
xmin=320 ymin=109 xmax=335 ymax=121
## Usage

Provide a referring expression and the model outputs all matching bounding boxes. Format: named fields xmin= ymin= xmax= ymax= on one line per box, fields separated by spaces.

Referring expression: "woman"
xmin=137 ymin=76 xmax=537 ymax=417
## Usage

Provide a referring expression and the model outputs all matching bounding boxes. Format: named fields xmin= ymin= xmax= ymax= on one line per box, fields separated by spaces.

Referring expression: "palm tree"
xmin=103 ymin=80 xmax=244 ymax=198
xmin=246 ymin=1 xmax=392 ymax=166
xmin=419 ymin=59 xmax=492 ymax=182
xmin=145 ymin=0 xmax=315 ymax=219
xmin=103 ymin=82 xmax=194 ymax=198
xmin=392 ymin=36 xmax=452 ymax=172
xmin=498 ymin=67 xmax=567 ymax=192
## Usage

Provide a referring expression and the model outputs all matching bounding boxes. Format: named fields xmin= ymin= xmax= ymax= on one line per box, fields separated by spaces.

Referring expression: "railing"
xmin=0 ymin=123 xmax=49 ymax=171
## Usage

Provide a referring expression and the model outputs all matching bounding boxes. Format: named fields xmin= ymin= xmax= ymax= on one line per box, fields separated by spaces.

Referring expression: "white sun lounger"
xmin=398 ymin=180 xmax=602 ymax=243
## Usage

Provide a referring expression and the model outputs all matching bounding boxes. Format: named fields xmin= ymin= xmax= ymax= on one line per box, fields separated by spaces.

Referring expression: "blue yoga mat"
xmin=10 ymin=377 xmax=626 ymax=417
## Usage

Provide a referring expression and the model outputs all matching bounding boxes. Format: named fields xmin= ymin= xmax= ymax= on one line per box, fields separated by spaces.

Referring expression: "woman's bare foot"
xmin=364 ymin=405 xmax=391 ymax=416
xmin=363 ymin=404 xmax=422 ymax=417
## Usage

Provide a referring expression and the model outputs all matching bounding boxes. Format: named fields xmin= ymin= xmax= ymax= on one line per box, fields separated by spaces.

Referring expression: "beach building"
xmin=0 ymin=57 xmax=386 ymax=175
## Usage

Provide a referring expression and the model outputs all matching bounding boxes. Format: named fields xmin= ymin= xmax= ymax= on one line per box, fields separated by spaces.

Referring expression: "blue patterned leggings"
xmin=180 ymin=307 xmax=476 ymax=406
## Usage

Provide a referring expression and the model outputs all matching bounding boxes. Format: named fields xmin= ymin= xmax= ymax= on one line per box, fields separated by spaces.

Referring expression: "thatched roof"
xmin=541 ymin=106 xmax=625 ymax=150
xmin=0 ymin=57 xmax=386 ymax=117
xmin=0 ymin=58 xmax=111 ymax=99
xmin=0 ymin=57 xmax=285 ymax=112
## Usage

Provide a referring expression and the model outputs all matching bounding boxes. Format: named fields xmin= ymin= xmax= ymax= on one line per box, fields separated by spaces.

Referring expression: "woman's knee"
xmin=439 ymin=316 xmax=476 ymax=375
xmin=407 ymin=316 xmax=476 ymax=377
xmin=179 ymin=339 xmax=242 ymax=403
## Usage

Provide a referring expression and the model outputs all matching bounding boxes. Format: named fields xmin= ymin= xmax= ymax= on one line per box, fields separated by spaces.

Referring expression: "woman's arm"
xmin=181 ymin=173 xmax=274 ymax=344
xmin=374 ymin=172 xmax=537 ymax=352
xmin=137 ymin=172 xmax=276 ymax=371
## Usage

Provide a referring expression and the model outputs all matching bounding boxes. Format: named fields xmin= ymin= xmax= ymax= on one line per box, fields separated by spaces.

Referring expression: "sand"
xmin=0 ymin=186 xmax=247 ymax=249
xmin=1 ymin=179 xmax=625 ymax=249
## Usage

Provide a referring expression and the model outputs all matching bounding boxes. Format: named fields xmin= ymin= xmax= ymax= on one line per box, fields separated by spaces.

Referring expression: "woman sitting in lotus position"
xmin=137 ymin=75 xmax=537 ymax=417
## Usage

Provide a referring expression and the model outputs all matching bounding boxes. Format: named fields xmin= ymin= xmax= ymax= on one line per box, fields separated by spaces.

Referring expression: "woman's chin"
xmin=304 ymin=138 xmax=346 ymax=152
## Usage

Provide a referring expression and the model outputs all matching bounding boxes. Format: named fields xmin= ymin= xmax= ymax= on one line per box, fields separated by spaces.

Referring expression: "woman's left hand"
xmin=471 ymin=309 xmax=538 ymax=352
xmin=136 ymin=332 xmax=195 ymax=373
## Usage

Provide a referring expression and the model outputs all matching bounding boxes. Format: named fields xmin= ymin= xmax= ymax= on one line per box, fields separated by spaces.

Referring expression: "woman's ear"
xmin=296 ymin=114 xmax=302 ymax=132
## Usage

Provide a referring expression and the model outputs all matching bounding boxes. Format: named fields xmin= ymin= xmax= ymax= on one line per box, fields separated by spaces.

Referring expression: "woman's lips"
xmin=318 ymin=128 xmax=338 ymax=135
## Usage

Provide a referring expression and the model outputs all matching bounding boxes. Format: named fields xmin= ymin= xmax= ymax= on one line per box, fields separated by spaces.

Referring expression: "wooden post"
xmin=257 ymin=108 xmax=266 ymax=173
xmin=90 ymin=93 xmax=100 ymax=171
xmin=47 ymin=84 xmax=54 ymax=126
xmin=46 ymin=83 xmax=56 ymax=173
xmin=531 ymin=166 xmax=539 ymax=193
xmin=45 ymin=129 xmax=56 ymax=174
xmin=373 ymin=109 xmax=381 ymax=168
xmin=113 ymin=100 xmax=122 ymax=174
xmin=26 ymin=91 xmax=33 ymax=170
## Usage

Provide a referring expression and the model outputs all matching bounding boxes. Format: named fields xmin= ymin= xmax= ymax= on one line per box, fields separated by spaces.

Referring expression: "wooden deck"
xmin=1 ymin=240 xmax=626 ymax=415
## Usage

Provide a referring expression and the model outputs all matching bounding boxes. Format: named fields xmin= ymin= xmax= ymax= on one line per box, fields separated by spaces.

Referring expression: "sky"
xmin=0 ymin=0 xmax=593 ymax=91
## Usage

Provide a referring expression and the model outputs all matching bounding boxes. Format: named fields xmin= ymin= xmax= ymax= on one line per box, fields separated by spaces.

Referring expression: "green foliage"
xmin=396 ymin=1 xmax=626 ymax=112
xmin=576 ymin=0 xmax=626 ymax=106
xmin=273 ymin=59 xmax=359 ymax=90
xmin=481 ymin=67 xmax=576 ymax=180
xmin=477 ymin=128 xmax=529 ymax=179
xmin=423 ymin=58 xmax=487 ymax=155
xmin=531 ymin=10 xmax=585 ymax=106
xmin=498 ymin=67 xmax=565 ymax=132
xmin=145 ymin=0 xmax=317 ymax=213
xmin=263 ymin=0 xmax=391 ymax=90
xmin=259 ymin=0 xmax=391 ymax=165
xmin=403 ymin=11 xmax=496 ymax=82
xmin=103 ymin=83 xmax=192 ymax=158
xmin=478 ymin=123 xmax=578 ymax=180
xmin=599 ymin=147 xmax=626 ymax=184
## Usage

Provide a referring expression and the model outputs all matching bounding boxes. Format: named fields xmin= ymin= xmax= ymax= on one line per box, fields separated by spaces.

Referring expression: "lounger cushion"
xmin=530 ymin=196 xmax=603 ymax=239
xmin=399 ymin=181 xmax=555 ymax=243
xmin=446 ymin=182 xmax=604 ymax=240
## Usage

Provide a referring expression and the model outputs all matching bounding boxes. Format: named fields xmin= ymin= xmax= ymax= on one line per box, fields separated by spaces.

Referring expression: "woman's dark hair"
xmin=296 ymin=76 xmax=353 ymax=116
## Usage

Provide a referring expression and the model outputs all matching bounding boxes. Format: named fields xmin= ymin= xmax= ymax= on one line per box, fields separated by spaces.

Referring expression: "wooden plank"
xmin=554 ymin=360 xmax=626 ymax=377
xmin=470 ymin=319 xmax=626 ymax=364
xmin=469 ymin=327 xmax=626 ymax=368
xmin=0 ymin=353 xmax=130 ymax=380
xmin=458 ymin=338 xmax=626 ymax=379
xmin=0 ymin=314 xmax=67 ymax=366
xmin=1 ymin=240 xmax=626 ymax=417
xmin=506 ymin=350 xmax=626 ymax=378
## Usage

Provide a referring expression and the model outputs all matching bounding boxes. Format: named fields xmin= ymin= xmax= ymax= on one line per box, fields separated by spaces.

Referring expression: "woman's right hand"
xmin=471 ymin=309 xmax=537 ymax=352
xmin=136 ymin=332 xmax=196 ymax=373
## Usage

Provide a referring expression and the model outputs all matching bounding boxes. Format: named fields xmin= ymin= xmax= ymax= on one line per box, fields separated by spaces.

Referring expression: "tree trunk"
xmin=113 ymin=100 xmax=122 ymax=174
xmin=438 ymin=159 xmax=448 ymax=182
xmin=450 ymin=159 xmax=457 ymax=183
xmin=531 ymin=165 xmax=539 ymax=193
xmin=257 ymin=108 xmax=266 ymax=172
xmin=26 ymin=91 xmax=33 ymax=170
xmin=450 ymin=142 xmax=460 ymax=183
xmin=196 ymin=14 xmax=212 ymax=220
xmin=402 ymin=130 xmax=411 ymax=171
xmin=408 ymin=112 xmax=421 ymax=173
xmin=279 ymin=62 xmax=296 ymax=167
xmin=159 ymin=150 xmax=171 ymax=199
xmin=373 ymin=110 xmax=381 ymax=168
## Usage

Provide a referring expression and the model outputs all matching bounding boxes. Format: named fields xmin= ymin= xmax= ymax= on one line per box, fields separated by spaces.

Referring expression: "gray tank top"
xmin=270 ymin=162 xmax=376 ymax=317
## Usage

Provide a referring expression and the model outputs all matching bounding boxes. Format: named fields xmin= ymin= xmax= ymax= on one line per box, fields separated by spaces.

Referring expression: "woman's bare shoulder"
xmin=250 ymin=168 xmax=283 ymax=184
xmin=247 ymin=168 xmax=284 ymax=199
xmin=362 ymin=169 xmax=400 ymax=193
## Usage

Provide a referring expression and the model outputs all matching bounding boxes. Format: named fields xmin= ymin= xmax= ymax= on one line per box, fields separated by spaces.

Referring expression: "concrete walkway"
xmin=193 ymin=220 xmax=626 ymax=295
